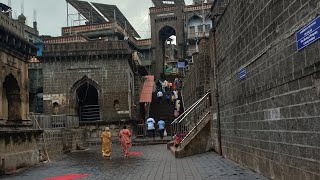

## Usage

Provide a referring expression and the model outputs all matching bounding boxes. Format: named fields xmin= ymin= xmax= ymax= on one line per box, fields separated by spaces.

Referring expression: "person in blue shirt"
xmin=165 ymin=93 xmax=171 ymax=104
xmin=158 ymin=119 xmax=166 ymax=139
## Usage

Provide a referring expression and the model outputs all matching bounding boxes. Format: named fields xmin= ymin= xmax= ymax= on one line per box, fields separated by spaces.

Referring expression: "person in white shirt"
xmin=173 ymin=90 xmax=178 ymax=100
xmin=163 ymin=80 xmax=168 ymax=92
xmin=146 ymin=117 xmax=156 ymax=140
xmin=157 ymin=91 xmax=163 ymax=103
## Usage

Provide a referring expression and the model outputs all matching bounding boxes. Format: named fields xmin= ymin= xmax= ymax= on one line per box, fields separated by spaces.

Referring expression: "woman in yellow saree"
xmin=101 ymin=127 xmax=112 ymax=159
xmin=119 ymin=126 xmax=132 ymax=158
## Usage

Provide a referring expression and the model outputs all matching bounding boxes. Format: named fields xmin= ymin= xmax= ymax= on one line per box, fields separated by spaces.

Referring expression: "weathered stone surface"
xmin=175 ymin=118 xmax=212 ymax=158
xmin=1 ymin=144 xmax=267 ymax=180
xmin=210 ymin=0 xmax=320 ymax=179
xmin=183 ymin=38 xmax=211 ymax=109
xmin=0 ymin=12 xmax=37 ymax=125
xmin=38 ymin=129 xmax=86 ymax=159
xmin=150 ymin=6 xmax=185 ymax=78
xmin=0 ymin=10 xmax=39 ymax=175
xmin=0 ymin=130 xmax=43 ymax=174
xmin=41 ymin=41 xmax=141 ymax=122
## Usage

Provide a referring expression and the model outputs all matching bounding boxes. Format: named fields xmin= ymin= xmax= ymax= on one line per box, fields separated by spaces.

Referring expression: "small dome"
xmin=18 ymin=14 xmax=26 ymax=23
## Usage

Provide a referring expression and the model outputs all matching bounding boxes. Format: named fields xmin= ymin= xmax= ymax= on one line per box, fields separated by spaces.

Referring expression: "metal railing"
xmin=171 ymin=90 xmax=211 ymax=143
xmin=187 ymin=31 xmax=210 ymax=39
xmin=30 ymin=114 xmax=79 ymax=129
xmin=180 ymin=111 xmax=210 ymax=145
xmin=136 ymin=124 xmax=146 ymax=137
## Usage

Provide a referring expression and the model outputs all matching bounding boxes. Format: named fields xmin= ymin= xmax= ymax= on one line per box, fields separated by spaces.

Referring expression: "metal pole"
xmin=66 ymin=1 xmax=69 ymax=27
xmin=202 ymin=0 xmax=205 ymax=36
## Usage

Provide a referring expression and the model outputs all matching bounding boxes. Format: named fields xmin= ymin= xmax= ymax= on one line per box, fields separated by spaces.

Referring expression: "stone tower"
xmin=150 ymin=0 xmax=186 ymax=79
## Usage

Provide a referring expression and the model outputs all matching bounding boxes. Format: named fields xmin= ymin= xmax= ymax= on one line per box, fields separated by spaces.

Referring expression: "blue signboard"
xmin=239 ymin=68 xmax=246 ymax=80
xmin=177 ymin=61 xmax=185 ymax=68
xmin=296 ymin=16 xmax=320 ymax=51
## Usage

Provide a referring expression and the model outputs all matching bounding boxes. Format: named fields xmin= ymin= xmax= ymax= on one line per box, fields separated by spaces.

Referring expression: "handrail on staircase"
xmin=170 ymin=90 xmax=211 ymax=140
xmin=171 ymin=90 xmax=210 ymax=125
xmin=180 ymin=111 xmax=210 ymax=145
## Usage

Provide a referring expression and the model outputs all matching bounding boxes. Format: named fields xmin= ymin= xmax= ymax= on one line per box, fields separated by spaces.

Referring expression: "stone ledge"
xmin=0 ymin=129 xmax=43 ymax=134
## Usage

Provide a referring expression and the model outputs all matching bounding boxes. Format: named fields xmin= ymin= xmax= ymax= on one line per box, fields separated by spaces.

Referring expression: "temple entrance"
xmin=159 ymin=26 xmax=178 ymax=76
xmin=76 ymin=82 xmax=100 ymax=122
xmin=2 ymin=74 xmax=22 ymax=120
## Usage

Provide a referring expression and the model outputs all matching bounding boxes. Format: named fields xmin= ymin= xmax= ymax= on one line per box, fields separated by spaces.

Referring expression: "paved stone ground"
xmin=1 ymin=145 xmax=268 ymax=180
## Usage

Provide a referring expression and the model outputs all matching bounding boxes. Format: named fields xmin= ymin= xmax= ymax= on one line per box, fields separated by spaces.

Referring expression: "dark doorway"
xmin=76 ymin=82 xmax=100 ymax=121
xmin=159 ymin=26 xmax=178 ymax=75
xmin=2 ymin=74 xmax=22 ymax=120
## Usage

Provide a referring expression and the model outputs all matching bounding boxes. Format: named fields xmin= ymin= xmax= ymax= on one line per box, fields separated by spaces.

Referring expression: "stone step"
xmin=132 ymin=139 xmax=171 ymax=146
xmin=86 ymin=137 xmax=171 ymax=147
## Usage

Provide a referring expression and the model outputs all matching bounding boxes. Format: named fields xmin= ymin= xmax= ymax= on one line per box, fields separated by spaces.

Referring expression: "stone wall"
xmin=0 ymin=130 xmax=42 ymax=174
xmin=0 ymin=11 xmax=37 ymax=125
xmin=183 ymin=53 xmax=199 ymax=108
xmin=175 ymin=118 xmax=212 ymax=158
xmin=42 ymin=41 xmax=139 ymax=121
xmin=183 ymin=38 xmax=211 ymax=109
xmin=38 ymin=129 xmax=85 ymax=159
xmin=133 ymin=75 xmax=144 ymax=120
xmin=211 ymin=1 xmax=320 ymax=179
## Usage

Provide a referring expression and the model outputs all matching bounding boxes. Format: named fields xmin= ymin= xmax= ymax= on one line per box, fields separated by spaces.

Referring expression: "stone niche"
xmin=0 ymin=130 xmax=43 ymax=174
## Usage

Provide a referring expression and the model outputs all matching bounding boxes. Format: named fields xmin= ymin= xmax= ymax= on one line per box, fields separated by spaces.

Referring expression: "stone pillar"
xmin=0 ymin=81 xmax=3 ymax=120
xmin=21 ymin=61 xmax=29 ymax=120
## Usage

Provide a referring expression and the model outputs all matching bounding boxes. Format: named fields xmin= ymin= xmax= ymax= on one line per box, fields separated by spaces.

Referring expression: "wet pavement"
xmin=2 ymin=144 xmax=267 ymax=180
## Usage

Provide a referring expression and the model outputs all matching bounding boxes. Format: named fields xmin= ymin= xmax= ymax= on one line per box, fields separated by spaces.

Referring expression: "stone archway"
xmin=159 ymin=26 xmax=177 ymax=76
xmin=150 ymin=5 xmax=185 ymax=79
xmin=2 ymin=74 xmax=22 ymax=121
xmin=71 ymin=76 xmax=101 ymax=122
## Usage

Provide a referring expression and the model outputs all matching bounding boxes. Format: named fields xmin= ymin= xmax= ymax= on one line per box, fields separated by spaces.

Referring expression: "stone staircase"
xmin=148 ymin=92 xmax=175 ymax=135
xmin=168 ymin=91 xmax=212 ymax=158
xmin=148 ymin=75 xmax=182 ymax=135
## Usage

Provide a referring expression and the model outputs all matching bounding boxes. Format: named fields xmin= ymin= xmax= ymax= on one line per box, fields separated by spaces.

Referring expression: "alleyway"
xmin=2 ymin=145 xmax=267 ymax=180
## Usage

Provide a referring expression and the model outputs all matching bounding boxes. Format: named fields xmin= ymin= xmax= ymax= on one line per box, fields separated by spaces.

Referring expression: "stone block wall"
xmin=183 ymin=38 xmax=211 ymax=109
xmin=183 ymin=53 xmax=199 ymax=108
xmin=38 ymin=129 xmax=85 ymax=160
xmin=133 ymin=74 xmax=144 ymax=120
xmin=40 ymin=130 xmax=63 ymax=158
xmin=0 ymin=130 xmax=42 ymax=174
xmin=42 ymin=58 xmax=132 ymax=119
xmin=42 ymin=41 xmax=137 ymax=121
xmin=211 ymin=1 xmax=320 ymax=179
xmin=176 ymin=118 xmax=212 ymax=158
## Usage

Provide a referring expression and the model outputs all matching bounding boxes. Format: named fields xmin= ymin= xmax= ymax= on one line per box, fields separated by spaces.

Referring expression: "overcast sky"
xmin=2 ymin=0 xmax=193 ymax=39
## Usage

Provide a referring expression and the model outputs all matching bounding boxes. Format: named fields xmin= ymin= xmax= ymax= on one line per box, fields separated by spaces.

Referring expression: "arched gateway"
xmin=2 ymin=74 xmax=22 ymax=121
xmin=71 ymin=76 xmax=101 ymax=122
xmin=150 ymin=0 xmax=186 ymax=78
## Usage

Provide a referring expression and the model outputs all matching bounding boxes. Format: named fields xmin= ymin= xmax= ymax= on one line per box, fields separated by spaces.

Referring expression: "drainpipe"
xmin=1 ymin=157 xmax=5 ymax=174
xmin=212 ymin=14 xmax=223 ymax=156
